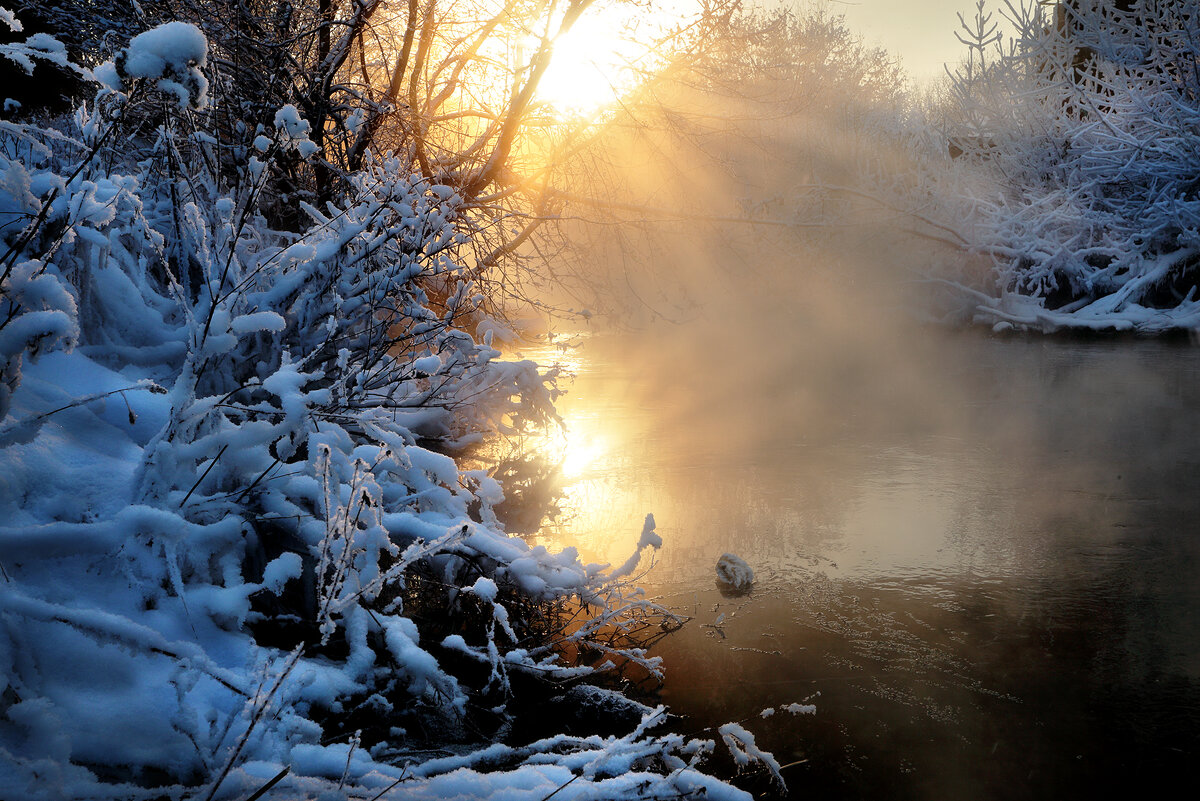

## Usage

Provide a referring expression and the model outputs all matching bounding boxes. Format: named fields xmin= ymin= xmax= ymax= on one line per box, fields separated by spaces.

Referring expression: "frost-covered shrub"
xmin=0 ymin=8 xmax=776 ymax=799
xmin=915 ymin=0 xmax=1200 ymax=332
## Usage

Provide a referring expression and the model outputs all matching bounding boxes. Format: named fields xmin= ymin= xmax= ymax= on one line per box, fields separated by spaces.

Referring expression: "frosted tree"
xmin=918 ymin=0 xmax=1200 ymax=332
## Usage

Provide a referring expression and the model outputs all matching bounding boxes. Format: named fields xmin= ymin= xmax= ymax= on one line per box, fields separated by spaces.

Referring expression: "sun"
xmin=528 ymin=1 xmax=701 ymax=117
xmin=535 ymin=13 xmax=640 ymax=115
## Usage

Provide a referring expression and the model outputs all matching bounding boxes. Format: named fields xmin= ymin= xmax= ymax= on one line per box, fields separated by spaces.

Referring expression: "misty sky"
xmin=829 ymin=0 xmax=990 ymax=83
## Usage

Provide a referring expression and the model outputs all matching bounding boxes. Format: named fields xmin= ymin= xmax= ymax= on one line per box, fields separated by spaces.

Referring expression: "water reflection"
xmin=495 ymin=330 xmax=1200 ymax=800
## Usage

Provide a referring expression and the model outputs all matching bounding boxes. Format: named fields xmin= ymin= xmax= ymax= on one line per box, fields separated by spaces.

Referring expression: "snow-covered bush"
xmin=911 ymin=0 xmax=1200 ymax=332
xmin=0 ymin=9 xmax=779 ymax=799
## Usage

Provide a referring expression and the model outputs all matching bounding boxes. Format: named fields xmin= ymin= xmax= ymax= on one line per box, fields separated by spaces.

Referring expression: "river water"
xmin=498 ymin=328 xmax=1200 ymax=800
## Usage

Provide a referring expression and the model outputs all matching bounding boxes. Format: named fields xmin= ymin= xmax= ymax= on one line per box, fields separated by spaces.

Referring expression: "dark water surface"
xmin=506 ymin=330 xmax=1200 ymax=800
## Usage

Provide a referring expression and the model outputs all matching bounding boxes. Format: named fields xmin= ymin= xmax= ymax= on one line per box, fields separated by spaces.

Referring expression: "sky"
xmin=823 ymin=0 xmax=993 ymax=84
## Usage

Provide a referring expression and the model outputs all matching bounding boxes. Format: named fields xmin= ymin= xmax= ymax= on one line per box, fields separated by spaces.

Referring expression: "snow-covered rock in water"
xmin=716 ymin=552 xmax=754 ymax=592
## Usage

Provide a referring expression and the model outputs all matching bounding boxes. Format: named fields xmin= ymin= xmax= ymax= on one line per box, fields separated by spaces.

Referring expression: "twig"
xmin=2 ymin=382 xmax=166 ymax=429
xmin=202 ymin=645 xmax=304 ymax=801
xmin=180 ymin=444 xmax=229 ymax=507
xmin=236 ymin=456 xmax=282 ymax=502
xmin=540 ymin=772 xmax=581 ymax=801
xmin=243 ymin=766 xmax=290 ymax=801
xmin=337 ymin=730 xmax=360 ymax=792
xmin=365 ymin=767 xmax=410 ymax=801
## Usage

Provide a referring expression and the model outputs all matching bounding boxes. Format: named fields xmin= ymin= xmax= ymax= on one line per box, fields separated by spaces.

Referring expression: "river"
xmin=496 ymin=325 xmax=1200 ymax=800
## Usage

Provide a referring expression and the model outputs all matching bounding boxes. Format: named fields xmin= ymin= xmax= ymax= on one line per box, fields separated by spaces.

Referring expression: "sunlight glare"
xmin=528 ymin=1 xmax=701 ymax=116
xmin=560 ymin=417 xmax=609 ymax=479
xmin=534 ymin=15 xmax=636 ymax=115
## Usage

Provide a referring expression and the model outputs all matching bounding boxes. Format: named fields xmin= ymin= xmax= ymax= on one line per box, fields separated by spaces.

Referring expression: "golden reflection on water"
xmin=558 ymin=417 xmax=610 ymax=481
xmin=485 ymin=336 xmax=644 ymax=568
xmin=463 ymin=334 xmax=689 ymax=574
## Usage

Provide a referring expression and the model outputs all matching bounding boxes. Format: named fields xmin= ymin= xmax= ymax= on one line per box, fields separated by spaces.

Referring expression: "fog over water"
xmin=498 ymin=140 xmax=1200 ymax=799
xmin=503 ymin=310 xmax=1200 ymax=798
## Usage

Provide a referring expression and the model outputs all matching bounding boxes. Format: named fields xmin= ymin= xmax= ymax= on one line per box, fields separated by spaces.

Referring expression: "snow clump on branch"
xmin=273 ymin=104 xmax=320 ymax=158
xmin=96 ymin=21 xmax=208 ymax=109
